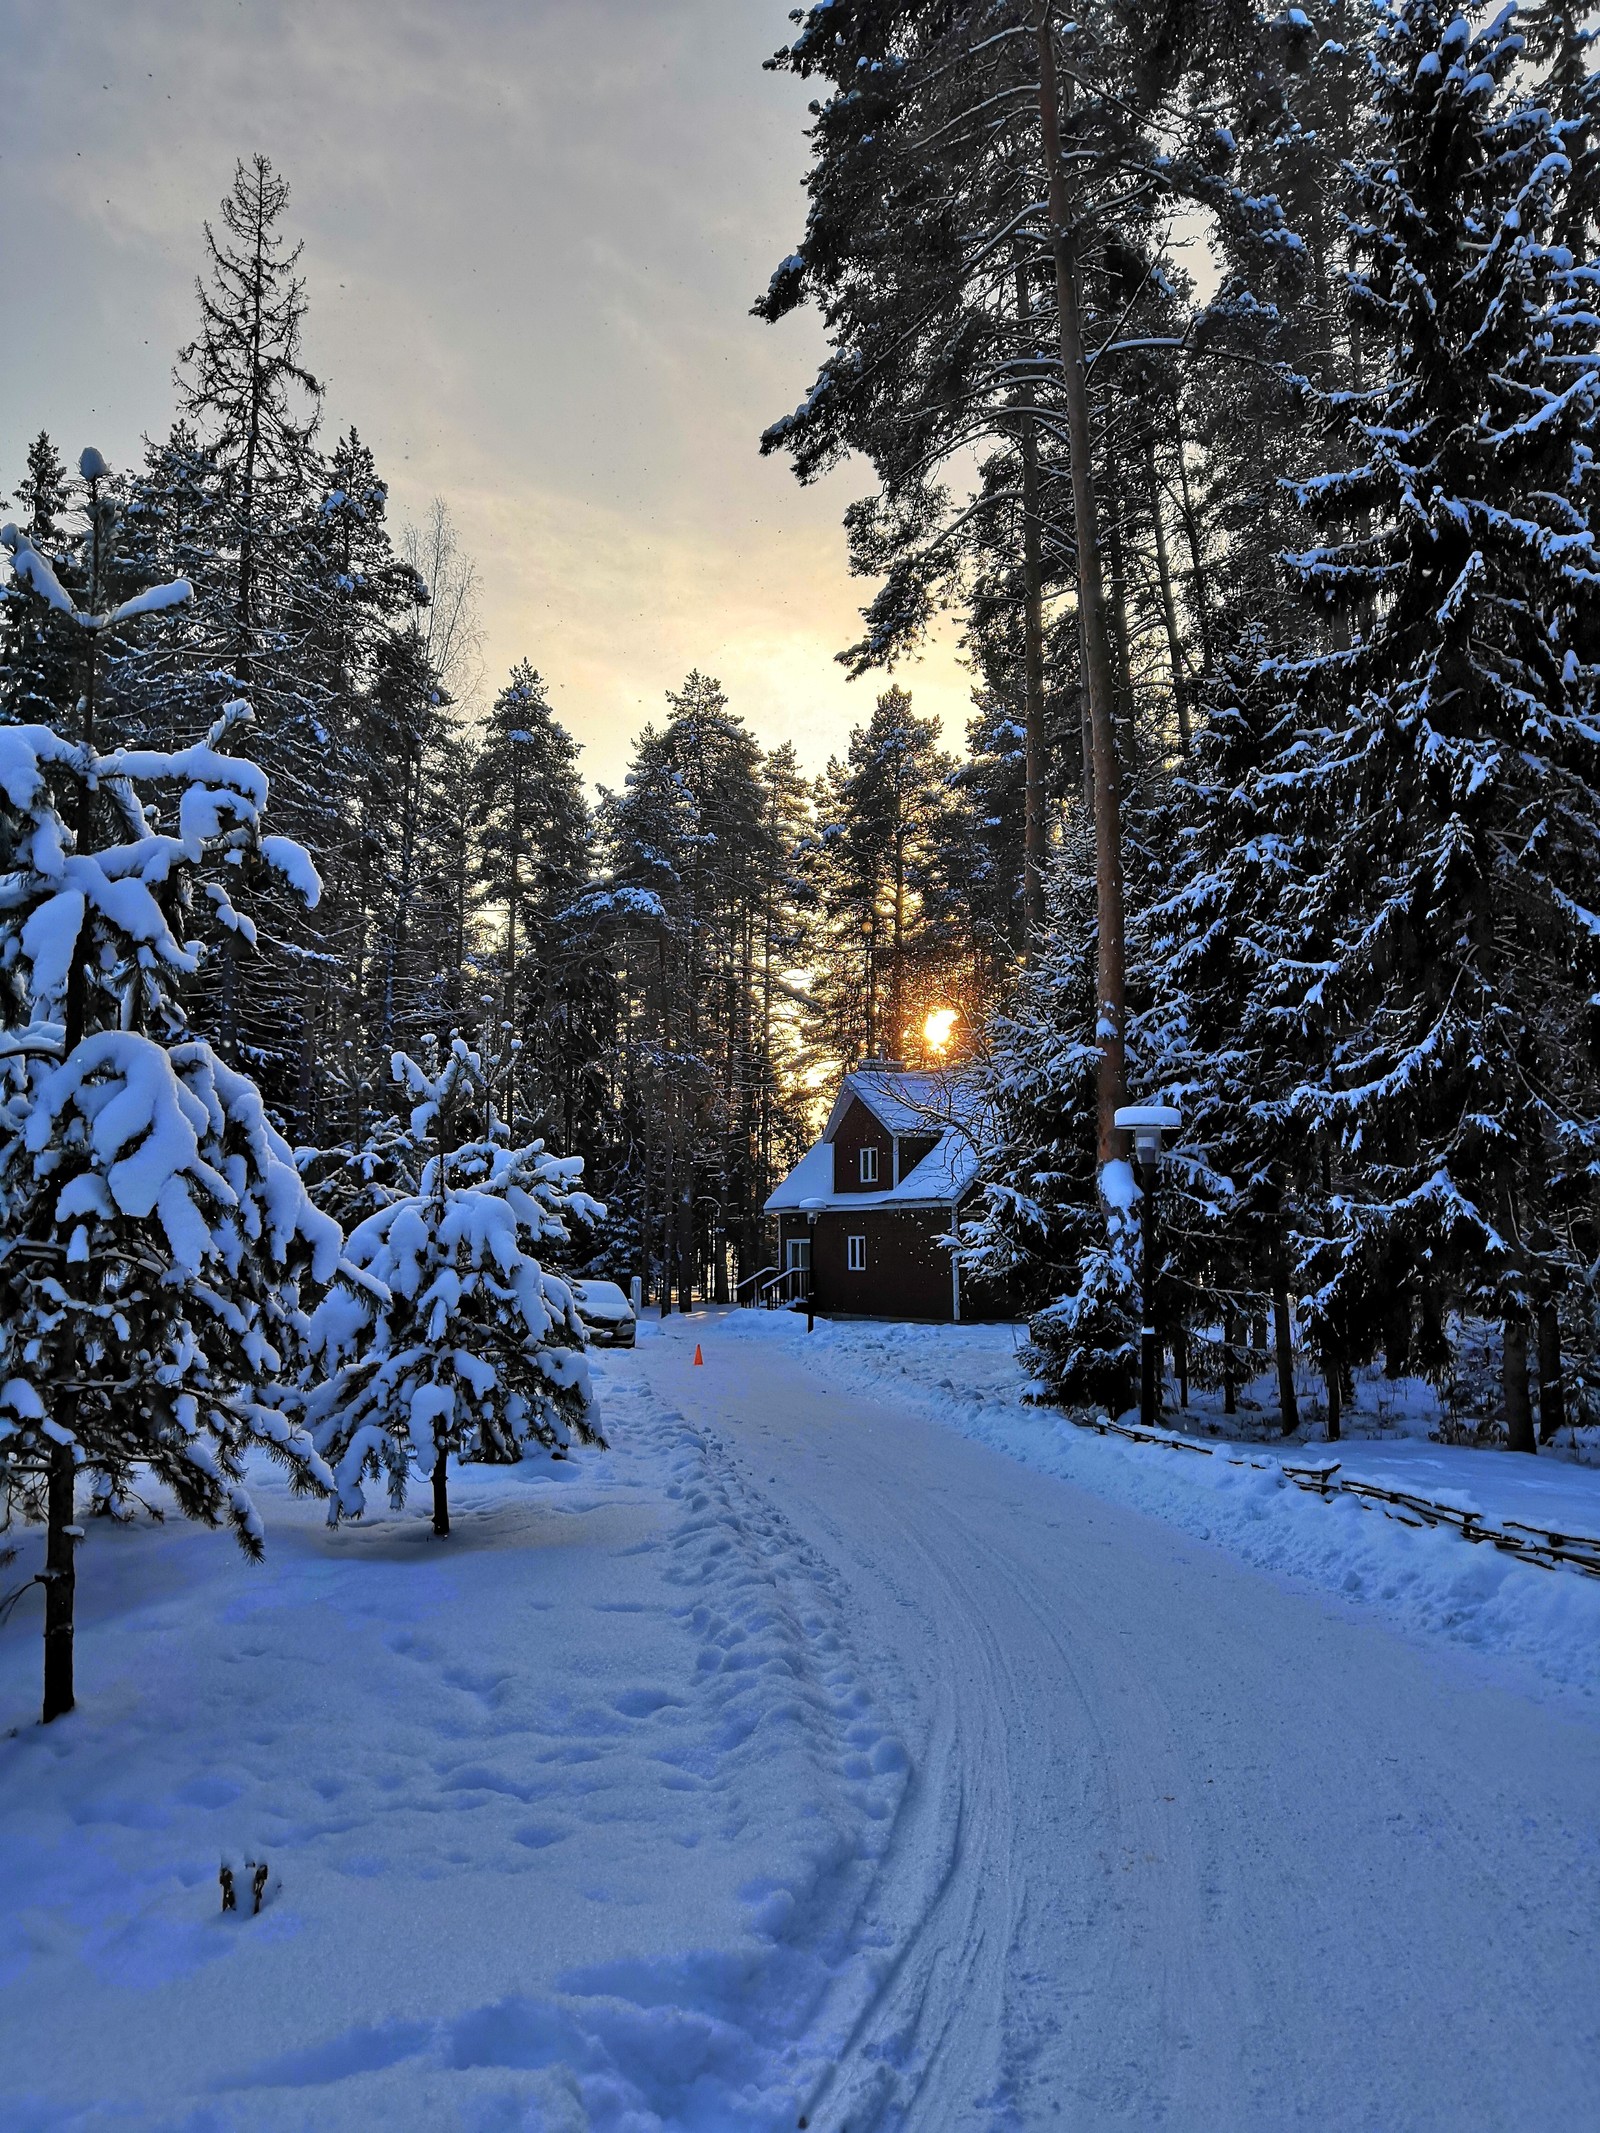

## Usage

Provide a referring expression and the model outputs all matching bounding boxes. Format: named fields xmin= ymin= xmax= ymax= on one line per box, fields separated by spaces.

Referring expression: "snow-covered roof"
xmin=821 ymin=1066 xmax=981 ymax=1142
xmin=764 ymin=1139 xmax=834 ymax=1212
xmin=765 ymin=1069 xmax=981 ymax=1215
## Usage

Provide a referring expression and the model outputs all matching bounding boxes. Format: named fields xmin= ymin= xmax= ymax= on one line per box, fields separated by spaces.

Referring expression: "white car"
xmin=571 ymin=1278 xmax=637 ymax=1348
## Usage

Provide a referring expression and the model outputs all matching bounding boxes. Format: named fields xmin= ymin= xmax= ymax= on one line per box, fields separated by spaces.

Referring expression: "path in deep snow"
xmin=639 ymin=1309 xmax=1600 ymax=2132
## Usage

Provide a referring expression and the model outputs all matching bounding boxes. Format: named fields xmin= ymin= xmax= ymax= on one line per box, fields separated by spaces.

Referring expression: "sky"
xmin=0 ymin=0 xmax=974 ymax=790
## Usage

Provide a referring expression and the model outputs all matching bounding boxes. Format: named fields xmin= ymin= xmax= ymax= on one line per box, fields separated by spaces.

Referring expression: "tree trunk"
xmin=1537 ymin=1301 xmax=1566 ymax=1444
xmin=42 ymin=1438 xmax=77 ymax=1723
xmin=1145 ymin=433 xmax=1191 ymax=754
xmin=659 ymin=1161 xmax=676 ymax=1317
xmin=677 ymin=1178 xmax=695 ymax=1314
xmin=1171 ymin=400 xmax=1214 ymax=672
xmin=1036 ymin=23 xmax=1128 ymax=1171
xmin=1017 ymin=259 xmax=1049 ymax=942
xmin=431 ymin=1445 xmax=451 ymax=1536
xmin=1324 ymin=1348 xmax=1342 ymax=1444
xmin=1272 ymin=1248 xmax=1299 ymax=1438
xmin=1222 ymin=1303 xmax=1238 ymax=1416
xmin=1077 ymin=626 xmax=1095 ymax=818
xmin=1503 ymin=1308 xmax=1535 ymax=1454
xmin=1383 ymin=1288 xmax=1412 ymax=1379
xmin=1100 ymin=456 xmax=1140 ymax=780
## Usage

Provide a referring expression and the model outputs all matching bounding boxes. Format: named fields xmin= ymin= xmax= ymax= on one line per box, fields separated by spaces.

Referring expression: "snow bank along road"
xmin=2 ymin=1309 xmax=1597 ymax=2130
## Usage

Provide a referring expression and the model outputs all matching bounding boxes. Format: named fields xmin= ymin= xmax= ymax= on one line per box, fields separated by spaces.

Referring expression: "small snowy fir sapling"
xmin=306 ymin=1032 xmax=606 ymax=1538
xmin=0 ymin=451 xmax=342 ymax=1722
xmin=294 ymin=1044 xmax=423 ymax=1233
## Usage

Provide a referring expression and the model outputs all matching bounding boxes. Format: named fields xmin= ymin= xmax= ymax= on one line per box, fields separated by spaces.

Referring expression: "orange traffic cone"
xmin=693 ymin=1344 xmax=704 ymax=1366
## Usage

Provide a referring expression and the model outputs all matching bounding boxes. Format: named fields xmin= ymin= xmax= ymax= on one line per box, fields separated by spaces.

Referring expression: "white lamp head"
xmin=1114 ymin=1103 xmax=1182 ymax=1161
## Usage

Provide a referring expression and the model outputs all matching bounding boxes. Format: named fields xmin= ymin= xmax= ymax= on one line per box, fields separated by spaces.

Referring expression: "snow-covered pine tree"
xmin=177 ymin=154 xmax=322 ymax=664
xmin=306 ymin=1033 xmax=605 ymax=1539
xmin=958 ymin=830 xmax=1144 ymax=1411
xmin=174 ymin=154 xmax=337 ymax=1117
xmin=1139 ymin=632 xmax=1325 ymax=1434
xmin=0 ymin=462 xmax=340 ymax=1722
xmin=472 ymin=662 xmax=611 ymax=1147
xmin=807 ymin=688 xmax=958 ymax=1064
xmin=1264 ymin=0 xmax=1600 ymax=1448
xmin=0 ymin=434 xmax=75 ymax=730
xmin=288 ymin=430 xmax=431 ymax=1135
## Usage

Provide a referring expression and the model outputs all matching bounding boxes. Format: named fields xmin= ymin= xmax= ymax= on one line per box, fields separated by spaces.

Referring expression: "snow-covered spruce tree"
xmin=0 ymin=433 xmax=76 ymax=728
xmin=959 ymin=833 xmax=1143 ymax=1413
xmin=0 ymin=468 xmax=339 ymax=1722
xmin=1264 ymin=0 xmax=1600 ymax=1449
xmin=307 ymin=1033 xmax=605 ymax=1539
xmin=472 ymin=661 xmax=611 ymax=1149
xmin=1141 ymin=635 xmax=1326 ymax=1434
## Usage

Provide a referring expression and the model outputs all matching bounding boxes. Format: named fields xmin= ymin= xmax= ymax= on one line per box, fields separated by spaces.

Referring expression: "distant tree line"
xmin=0 ymin=155 xmax=1030 ymax=1325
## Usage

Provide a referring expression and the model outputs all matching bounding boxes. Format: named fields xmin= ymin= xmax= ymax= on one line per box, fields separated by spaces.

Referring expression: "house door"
xmin=785 ymin=1237 xmax=811 ymax=1294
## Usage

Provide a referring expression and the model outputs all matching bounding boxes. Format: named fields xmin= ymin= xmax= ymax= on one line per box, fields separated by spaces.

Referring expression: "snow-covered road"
xmin=639 ymin=1309 xmax=1600 ymax=2130
xmin=4 ymin=1310 xmax=1597 ymax=2130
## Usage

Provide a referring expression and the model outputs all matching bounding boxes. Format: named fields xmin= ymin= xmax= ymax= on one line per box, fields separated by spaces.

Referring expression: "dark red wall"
xmin=831 ymin=1097 xmax=895 ymax=1194
xmin=813 ymin=1208 xmax=956 ymax=1320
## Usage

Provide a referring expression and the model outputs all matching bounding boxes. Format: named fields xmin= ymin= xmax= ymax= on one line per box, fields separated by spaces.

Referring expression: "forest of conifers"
xmin=5 ymin=0 xmax=1599 ymax=1451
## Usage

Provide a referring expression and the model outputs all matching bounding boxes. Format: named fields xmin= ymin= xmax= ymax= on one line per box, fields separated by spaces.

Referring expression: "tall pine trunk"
xmin=1537 ymin=1301 xmax=1566 ymax=1444
xmin=1503 ymin=1309 xmax=1535 ymax=1454
xmin=431 ymin=1445 xmax=451 ymax=1537
xmin=1170 ymin=400 xmax=1214 ymax=673
xmin=1271 ymin=1219 xmax=1299 ymax=1437
xmin=1145 ymin=433 xmax=1192 ymax=754
xmin=1016 ymin=261 xmax=1048 ymax=940
xmin=1037 ymin=22 xmax=1128 ymax=1170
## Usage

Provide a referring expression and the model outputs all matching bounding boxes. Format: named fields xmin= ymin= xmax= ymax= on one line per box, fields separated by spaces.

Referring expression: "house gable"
xmin=831 ymin=1095 xmax=895 ymax=1194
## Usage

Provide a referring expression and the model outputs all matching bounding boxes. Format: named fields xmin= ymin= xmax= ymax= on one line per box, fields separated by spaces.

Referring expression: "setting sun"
xmin=923 ymin=1007 xmax=957 ymax=1054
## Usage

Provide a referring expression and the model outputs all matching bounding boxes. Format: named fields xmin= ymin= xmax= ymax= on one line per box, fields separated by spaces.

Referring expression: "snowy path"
xmin=3 ymin=1314 xmax=1597 ymax=2130
xmin=639 ymin=1309 xmax=1600 ymax=2130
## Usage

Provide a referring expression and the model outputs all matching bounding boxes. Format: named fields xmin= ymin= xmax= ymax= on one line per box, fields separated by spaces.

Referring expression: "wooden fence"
xmin=1068 ymin=1411 xmax=1600 ymax=1582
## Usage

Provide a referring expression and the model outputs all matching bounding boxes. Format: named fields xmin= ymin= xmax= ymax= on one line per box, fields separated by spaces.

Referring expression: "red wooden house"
xmin=764 ymin=1066 xmax=981 ymax=1321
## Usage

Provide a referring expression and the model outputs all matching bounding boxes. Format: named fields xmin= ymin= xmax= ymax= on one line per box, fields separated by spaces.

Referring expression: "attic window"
xmin=859 ymin=1146 xmax=879 ymax=1183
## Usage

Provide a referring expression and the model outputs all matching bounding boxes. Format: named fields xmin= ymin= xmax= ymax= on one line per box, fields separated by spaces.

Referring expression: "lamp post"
xmin=799 ymin=1198 xmax=824 ymax=1332
xmin=1114 ymin=1104 xmax=1182 ymax=1428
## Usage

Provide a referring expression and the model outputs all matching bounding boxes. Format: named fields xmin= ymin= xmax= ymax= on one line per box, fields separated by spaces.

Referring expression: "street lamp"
xmin=1114 ymin=1104 xmax=1182 ymax=1428
xmin=798 ymin=1197 xmax=824 ymax=1332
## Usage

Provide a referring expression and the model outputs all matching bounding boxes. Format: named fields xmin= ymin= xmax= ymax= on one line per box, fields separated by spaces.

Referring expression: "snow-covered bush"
xmin=0 ymin=467 xmax=340 ymax=1718
xmin=307 ymin=1035 xmax=606 ymax=1536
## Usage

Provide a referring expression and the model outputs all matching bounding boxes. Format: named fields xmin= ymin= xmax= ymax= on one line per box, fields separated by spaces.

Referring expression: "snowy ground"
xmin=0 ymin=1352 xmax=909 ymax=2130
xmin=3 ymin=1310 xmax=1598 ymax=2128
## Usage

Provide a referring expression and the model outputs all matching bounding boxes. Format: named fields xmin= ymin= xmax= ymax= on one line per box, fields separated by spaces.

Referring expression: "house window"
xmin=785 ymin=1237 xmax=811 ymax=1271
xmin=847 ymin=1234 xmax=867 ymax=1271
xmin=859 ymin=1145 xmax=879 ymax=1183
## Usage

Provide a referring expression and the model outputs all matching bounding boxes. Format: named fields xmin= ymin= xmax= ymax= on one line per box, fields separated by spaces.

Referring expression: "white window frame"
xmin=847 ymin=1234 xmax=867 ymax=1272
xmin=859 ymin=1145 xmax=879 ymax=1183
xmin=785 ymin=1237 xmax=811 ymax=1271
